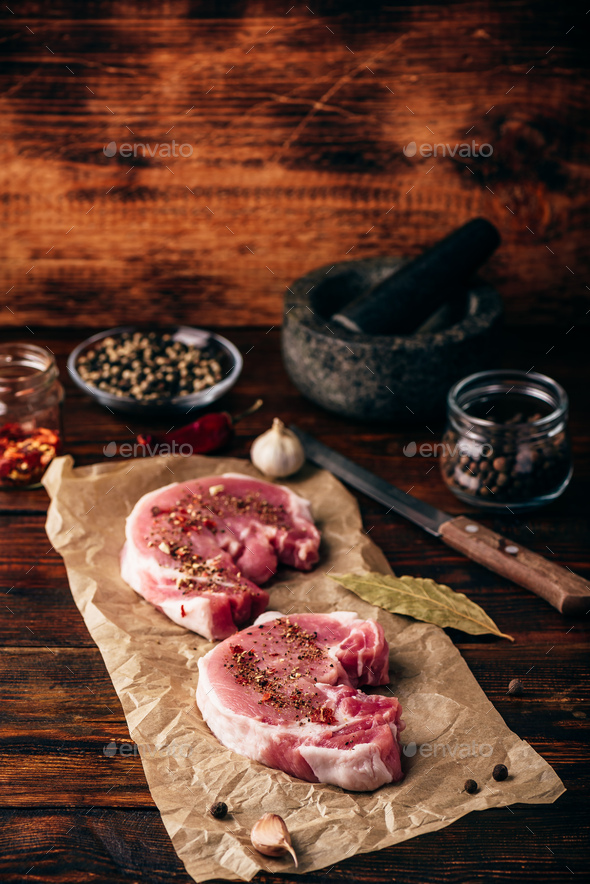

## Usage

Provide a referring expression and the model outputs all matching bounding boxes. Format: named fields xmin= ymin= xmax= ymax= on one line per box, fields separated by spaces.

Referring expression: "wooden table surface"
xmin=0 ymin=325 xmax=588 ymax=883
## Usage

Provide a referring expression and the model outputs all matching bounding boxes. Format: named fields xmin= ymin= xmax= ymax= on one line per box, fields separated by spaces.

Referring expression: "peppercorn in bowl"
xmin=67 ymin=326 xmax=243 ymax=416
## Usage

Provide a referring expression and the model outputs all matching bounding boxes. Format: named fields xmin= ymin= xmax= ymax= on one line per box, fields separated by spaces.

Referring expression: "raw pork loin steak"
xmin=197 ymin=611 xmax=405 ymax=791
xmin=121 ymin=473 xmax=321 ymax=641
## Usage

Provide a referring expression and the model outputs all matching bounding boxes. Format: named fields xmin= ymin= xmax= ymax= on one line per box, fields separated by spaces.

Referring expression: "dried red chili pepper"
xmin=136 ymin=399 xmax=263 ymax=456
xmin=0 ymin=423 xmax=62 ymax=487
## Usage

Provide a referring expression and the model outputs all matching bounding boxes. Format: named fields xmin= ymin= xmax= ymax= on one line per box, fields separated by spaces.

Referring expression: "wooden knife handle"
xmin=439 ymin=516 xmax=590 ymax=615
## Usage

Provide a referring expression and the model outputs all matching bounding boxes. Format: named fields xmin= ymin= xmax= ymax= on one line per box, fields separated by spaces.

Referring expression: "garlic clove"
xmin=250 ymin=417 xmax=306 ymax=479
xmin=250 ymin=813 xmax=298 ymax=867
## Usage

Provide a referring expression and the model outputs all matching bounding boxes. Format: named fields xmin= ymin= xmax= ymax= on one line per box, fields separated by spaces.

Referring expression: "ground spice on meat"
xmin=143 ymin=489 xmax=291 ymax=597
xmin=224 ymin=619 xmax=337 ymax=725
xmin=167 ymin=489 xmax=289 ymax=529
xmin=146 ymin=504 xmax=251 ymax=596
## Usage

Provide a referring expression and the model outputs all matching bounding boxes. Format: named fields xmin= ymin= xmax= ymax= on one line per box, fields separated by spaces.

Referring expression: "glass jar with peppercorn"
xmin=440 ymin=369 xmax=572 ymax=510
xmin=0 ymin=343 xmax=64 ymax=489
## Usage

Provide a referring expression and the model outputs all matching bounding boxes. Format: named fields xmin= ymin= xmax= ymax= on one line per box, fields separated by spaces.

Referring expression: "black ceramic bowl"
xmin=67 ymin=326 xmax=243 ymax=417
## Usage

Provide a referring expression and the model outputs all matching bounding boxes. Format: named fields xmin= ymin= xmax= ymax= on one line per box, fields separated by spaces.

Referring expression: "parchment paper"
xmin=43 ymin=454 xmax=564 ymax=882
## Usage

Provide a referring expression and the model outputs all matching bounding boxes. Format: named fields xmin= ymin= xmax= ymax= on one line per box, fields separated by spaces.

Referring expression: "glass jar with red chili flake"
xmin=0 ymin=344 xmax=64 ymax=489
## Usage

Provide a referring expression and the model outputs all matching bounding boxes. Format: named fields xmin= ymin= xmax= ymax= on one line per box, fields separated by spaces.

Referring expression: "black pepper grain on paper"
xmin=464 ymin=779 xmax=478 ymax=794
xmin=492 ymin=764 xmax=508 ymax=782
xmin=76 ymin=331 xmax=223 ymax=401
xmin=209 ymin=801 xmax=228 ymax=819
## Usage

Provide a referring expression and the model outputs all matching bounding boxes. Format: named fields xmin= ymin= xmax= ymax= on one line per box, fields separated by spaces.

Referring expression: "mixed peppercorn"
xmin=76 ymin=331 xmax=224 ymax=401
xmin=442 ymin=405 xmax=570 ymax=505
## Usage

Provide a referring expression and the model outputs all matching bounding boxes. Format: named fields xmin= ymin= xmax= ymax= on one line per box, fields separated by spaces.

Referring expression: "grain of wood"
xmin=1 ymin=4 xmax=588 ymax=328
xmin=0 ymin=804 xmax=587 ymax=884
xmin=1 ymin=1 xmax=589 ymax=869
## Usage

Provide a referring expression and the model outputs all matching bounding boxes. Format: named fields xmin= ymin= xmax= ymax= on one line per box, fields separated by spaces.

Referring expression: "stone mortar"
xmin=281 ymin=257 xmax=503 ymax=422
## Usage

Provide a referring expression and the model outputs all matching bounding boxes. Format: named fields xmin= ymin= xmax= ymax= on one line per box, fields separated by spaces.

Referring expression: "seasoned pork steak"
xmin=121 ymin=473 xmax=321 ymax=640
xmin=196 ymin=611 xmax=404 ymax=791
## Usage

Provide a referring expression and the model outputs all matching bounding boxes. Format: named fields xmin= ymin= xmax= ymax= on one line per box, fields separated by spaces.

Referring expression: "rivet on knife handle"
xmin=439 ymin=516 xmax=590 ymax=615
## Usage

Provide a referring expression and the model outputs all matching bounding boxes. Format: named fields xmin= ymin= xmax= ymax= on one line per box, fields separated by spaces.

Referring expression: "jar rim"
xmin=447 ymin=369 xmax=568 ymax=429
xmin=0 ymin=343 xmax=58 ymax=394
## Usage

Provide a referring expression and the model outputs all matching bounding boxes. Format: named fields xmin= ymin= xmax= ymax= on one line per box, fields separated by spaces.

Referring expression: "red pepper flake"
xmin=0 ymin=423 xmax=61 ymax=488
xmin=180 ymin=604 xmax=187 ymax=618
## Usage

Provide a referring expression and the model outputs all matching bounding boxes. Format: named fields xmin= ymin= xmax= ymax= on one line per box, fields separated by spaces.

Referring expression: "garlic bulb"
xmin=250 ymin=418 xmax=305 ymax=478
xmin=250 ymin=813 xmax=298 ymax=867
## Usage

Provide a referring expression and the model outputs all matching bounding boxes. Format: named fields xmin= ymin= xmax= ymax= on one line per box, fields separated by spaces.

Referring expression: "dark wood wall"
xmin=1 ymin=1 xmax=588 ymax=329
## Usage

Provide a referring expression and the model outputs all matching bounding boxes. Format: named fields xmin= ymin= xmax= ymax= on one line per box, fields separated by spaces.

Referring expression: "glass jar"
xmin=0 ymin=343 xmax=64 ymax=489
xmin=440 ymin=369 xmax=572 ymax=510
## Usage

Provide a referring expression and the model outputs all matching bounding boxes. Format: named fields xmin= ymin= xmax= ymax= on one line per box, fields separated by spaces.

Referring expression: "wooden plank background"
xmin=1 ymin=1 xmax=589 ymax=329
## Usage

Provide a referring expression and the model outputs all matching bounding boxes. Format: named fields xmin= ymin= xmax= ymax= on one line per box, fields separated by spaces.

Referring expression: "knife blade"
xmin=290 ymin=424 xmax=590 ymax=615
xmin=290 ymin=425 xmax=449 ymax=536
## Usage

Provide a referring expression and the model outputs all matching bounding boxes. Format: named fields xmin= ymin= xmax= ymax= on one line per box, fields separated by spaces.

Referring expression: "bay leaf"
xmin=332 ymin=572 xmax=514 ymax=641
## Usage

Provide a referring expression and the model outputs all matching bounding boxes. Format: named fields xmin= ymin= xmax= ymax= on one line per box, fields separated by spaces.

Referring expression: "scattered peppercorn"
xmin=508 ymin=678 xmax=524 ymax=696
xmin=492 ymin=764 xmax=508 ymax=782
xmin=76 ymin=331 xmax=224 ymax=401
xmin=209 ymin=801 xmax=228 ymax=819
xmin=464 ymin=779 xmax=478 ymax=794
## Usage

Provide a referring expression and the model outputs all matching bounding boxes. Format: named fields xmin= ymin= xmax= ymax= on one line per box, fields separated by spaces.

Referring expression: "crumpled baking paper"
xmin=43 ymin=454 xmax=564 ymax=882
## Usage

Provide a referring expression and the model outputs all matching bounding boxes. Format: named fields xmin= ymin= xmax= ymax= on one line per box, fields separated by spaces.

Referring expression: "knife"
xmin=290 ymin=425 xmax=590 ymax=615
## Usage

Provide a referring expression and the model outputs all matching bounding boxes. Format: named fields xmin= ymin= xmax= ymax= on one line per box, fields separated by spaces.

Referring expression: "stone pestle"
xmin=331 ymin=217 xmax=501 ymax=336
